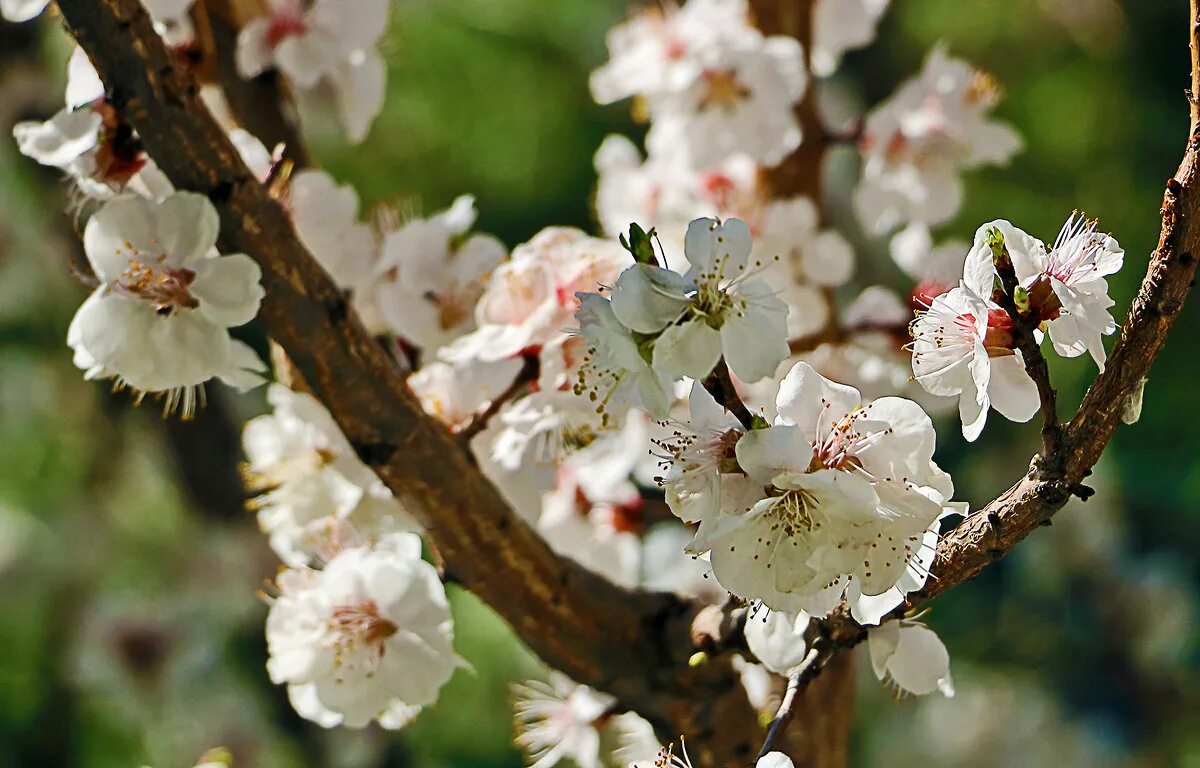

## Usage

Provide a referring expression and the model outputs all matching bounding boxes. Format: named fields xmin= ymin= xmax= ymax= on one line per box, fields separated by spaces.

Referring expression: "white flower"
xmin=855 ymin=48 xmax=1021 ymax=234
xmin=489 ymin=389 xmax=608 ymax=471
xmin=868 ymin=620 xmax=955 ymax=697
xmin=592 ymin=134 xmax=758 ymax=266
xmin=68 ymin=192 xmax=266 ymax=414
xmin=743 ymin=608 xmax=811 ymax=674
xmin=963 ymin=216 xmax=1124 ymax=369
xmin=237 ymin=0 xmax=389 ymax=142
xmin=811 ymin=0 xmax=890 ymax=77
xmin=659 ymin=380 xmax=745 ymax=544
xmin=372 ymin=196 xmax=507 ymax=350
xmin=753 ymin=196 xmax=854 ymax=338
xmin=646 ymin=34 xmax=808 ymax=168
xmin=599 ymin=217 xmax=789 ymax=387
xmin=704 ymin=362 xmax=955 ymax=618
xmin=0 ymin=0 xmax=47 ymax=22
xmin=407 ymin=357 xmax=523 ymax=431
xmin=14 ymin=51 xmax=173 ymax=202
xmin=513 ymin=672 xmax=614 ymax=768
xmin=536 ymin=414 xmax=649 ymax=587
xmin=889 ymin=222 xmax=968 ymax=287
xmin=589 ymin=0 xmax=756 ymax=105
xmin=445 ymin=227 xmax=630 ymax=366
xmin=757 ymin=753 xmax=795 ymax=768
xmin=910 ymin=282 xmax=1039 ymax=441
xmin=573 ymin=291 xmax=673 ymax=419
xmin=244 ymin=385 xmax=418 ymax=567
xmin=265 ymin=536 xmax=461 ymax=729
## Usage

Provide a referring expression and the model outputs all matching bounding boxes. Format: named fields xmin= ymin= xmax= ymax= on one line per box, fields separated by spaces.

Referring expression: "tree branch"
xmin=790 ymin=0 xmax=1200 ymax=698
xmin=53 ymin=3 xmax=780 ymax=763
xmin=701 ymin=358 xmax=755 ymax=429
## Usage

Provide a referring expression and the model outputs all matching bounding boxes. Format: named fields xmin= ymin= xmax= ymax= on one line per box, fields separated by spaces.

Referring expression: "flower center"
xmin=699 ymin=69 xmax=751 ymax=111
xmin=810 ymin=407 xmax=883 ymax=473
xmin=765 ymin=488 xmax=819 ymax=537
xmin=329 ymin=600 xmax=398 ymax=650
xmin=110 ymin=258 xmax=200 ymax=316
xmin=266 ymin=4 xmax=308 ymax=50
xmin=94 ymin=102 xmax=147 ymax=187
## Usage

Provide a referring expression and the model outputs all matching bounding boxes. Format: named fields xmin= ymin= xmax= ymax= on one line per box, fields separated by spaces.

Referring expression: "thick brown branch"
xmin=53 ymin=0 xmax=681 ymax=716
xmin=53 ymin=3 xmax=779 ymax=763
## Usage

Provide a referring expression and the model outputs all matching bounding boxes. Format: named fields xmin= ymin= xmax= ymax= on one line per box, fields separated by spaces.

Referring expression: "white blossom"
xmin=586 ymin=217 xmax=788 ymax=394
xmin=288 ymin=170 xmax=378 ymax=316
xmin=811 ymin=0 xmax=890 ymax=77
xmin=371 ymin=196 xmax=507 ymax=350
xmin=855 ymin=48 xmax=1021 ymax=234
xmin=868 ymin=620 xmax=955 ymax=697
xmin=265 ymin=536 xmax=460 ymax=729
xmin=701 ymin=362 xmax=956 ymax=619
xmin=589 ymin=0 xmax=756 ymax=106
xmin=645 ymin=34 xmax=808 ymax=168
xmin=445 ymin=227 xmax=630 ymax=366
xmin=963 ymin=216 xmax=1123 ymax=369
xmin=909 ymin=282 xmax=1039 ymax=441
xmin=743 ymin=608 xmax=811 ymax=674
xmin=408 ymin=357 xmax=524 ymax=432
xmin=68 ymin=192 xmax=266 ymax=415
xmin=513 ymin=672 xmax=614 ymax=768
xmin=243 ymin=385 xmax=418 ymax=567
xmin=0 ymin=0 xmax=47 ymax=22
xmin=237 ymin=0 xmax=389 ymax=142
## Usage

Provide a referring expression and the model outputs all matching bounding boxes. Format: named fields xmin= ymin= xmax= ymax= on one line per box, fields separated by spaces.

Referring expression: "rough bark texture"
xmin=52 ymin=1 xmax=768 ymax=763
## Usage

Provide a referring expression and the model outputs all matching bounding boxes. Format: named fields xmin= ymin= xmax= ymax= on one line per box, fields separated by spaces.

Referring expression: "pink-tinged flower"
xmin=855 ymin=48 xmax=1021 ymax=234
xmin=265 ymin=536 xmax=462 ymax=729
xmin=910 ymin=281 xmax=1039 ymax=441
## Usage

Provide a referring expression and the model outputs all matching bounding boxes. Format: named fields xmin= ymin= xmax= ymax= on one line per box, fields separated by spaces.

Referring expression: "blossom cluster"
xmin=8 ymin=0 xmax=1137 ymax=764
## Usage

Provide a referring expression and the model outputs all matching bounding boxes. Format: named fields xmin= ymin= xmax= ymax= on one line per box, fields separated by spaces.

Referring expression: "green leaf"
xmin=619 ymin=222 xmax=660 ymax=266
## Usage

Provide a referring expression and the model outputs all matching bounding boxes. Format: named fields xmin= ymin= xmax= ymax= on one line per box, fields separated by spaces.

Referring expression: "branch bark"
xmin=53 ymin=2 xmax=773 ymax=763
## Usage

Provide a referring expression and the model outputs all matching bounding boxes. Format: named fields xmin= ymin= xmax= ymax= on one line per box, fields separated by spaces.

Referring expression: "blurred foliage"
xmin=0 ymin=0 xmax=1197 ymax=766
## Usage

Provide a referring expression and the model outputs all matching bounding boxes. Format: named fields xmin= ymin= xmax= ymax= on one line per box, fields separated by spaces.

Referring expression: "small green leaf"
xmin=1013 ymin=284 xmax=1031 ymax=313
xmin=620 ymin=222 xmax=660 ymax=266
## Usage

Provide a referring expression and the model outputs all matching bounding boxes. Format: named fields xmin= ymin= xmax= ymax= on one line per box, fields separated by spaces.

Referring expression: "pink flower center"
xmin=266 ymin=5 xmax=308 ymax=50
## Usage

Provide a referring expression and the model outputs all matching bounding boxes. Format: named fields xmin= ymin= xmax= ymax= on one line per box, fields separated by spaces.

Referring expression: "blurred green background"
xmin=0 ymin=0 xmax=1197 ymax=766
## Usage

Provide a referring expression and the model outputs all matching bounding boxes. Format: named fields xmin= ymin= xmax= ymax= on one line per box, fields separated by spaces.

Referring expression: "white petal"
xmin=13 ymin=109 xmax=101 ymax=169
xmin=335 ymin=49 xmax=386 ymax=144
xmin=774 ymin=361 xmax=861 ymax=433
xmin=191 ymin=253 xmax=264 ymax=328
xmin=653 ymin=320 xmax=722 ymax=381
xmin=609 ymin=264 xmax=690 ymax=334
xmin=987 ymin=352 xmax=1040 ymax=423
xmin=720 ymin=282 xmax=789 ymax=383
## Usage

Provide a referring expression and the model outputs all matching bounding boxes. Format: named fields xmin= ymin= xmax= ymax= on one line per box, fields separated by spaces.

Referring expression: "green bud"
xmin=688 ymin=651 xmax=709 ymax=668
xmin=1013 ymin=284 xmax=1031 ymax=314
xmin=619 ymin=222 xmax=660 ymax=266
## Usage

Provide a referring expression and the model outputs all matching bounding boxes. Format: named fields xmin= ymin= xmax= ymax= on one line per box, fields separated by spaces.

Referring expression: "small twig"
xmin=701 ymin=358 xmax=755 ymax=430
xmin=755 ymin=646 xmax=827 ymax=759
xmin=457 ymin=354 xmax=538 ymax=444
xmin=990 ymin=239 xmax=1063 ymax=461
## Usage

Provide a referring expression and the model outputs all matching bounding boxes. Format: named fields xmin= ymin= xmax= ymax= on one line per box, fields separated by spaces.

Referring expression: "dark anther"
xmin=350 ymin=440 xmax=397 ymax=466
